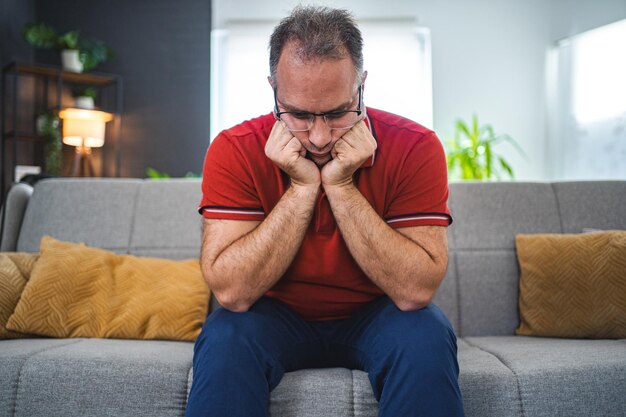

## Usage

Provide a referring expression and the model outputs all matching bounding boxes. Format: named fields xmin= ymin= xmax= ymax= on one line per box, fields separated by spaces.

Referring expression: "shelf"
xmin=3 ymin=61 xmax=119 ymax=86
xmin=2 ymin=131 xmax=47 ymax=141
xmin=1 ymin=60 xmax=123 ymax=202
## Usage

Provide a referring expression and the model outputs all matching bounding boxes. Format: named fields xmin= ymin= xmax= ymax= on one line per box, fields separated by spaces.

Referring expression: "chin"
xmin=310 ymin=155 xmax=331 ymax=167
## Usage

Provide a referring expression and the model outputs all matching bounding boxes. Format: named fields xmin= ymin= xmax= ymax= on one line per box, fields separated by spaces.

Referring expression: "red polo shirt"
xmin=199 ymin=108 xmax=452 ymax=321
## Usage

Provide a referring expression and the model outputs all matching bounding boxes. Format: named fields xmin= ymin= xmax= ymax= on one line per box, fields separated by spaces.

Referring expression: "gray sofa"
xmin=1 ymin=178 xmax=625 ymax=417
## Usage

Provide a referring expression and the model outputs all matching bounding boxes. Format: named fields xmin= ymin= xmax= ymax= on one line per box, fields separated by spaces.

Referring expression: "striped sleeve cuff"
xmin=198 ymin=205 xmax=265 ymax=221
xmin=385 ymin=212 xmax=453 ymax=228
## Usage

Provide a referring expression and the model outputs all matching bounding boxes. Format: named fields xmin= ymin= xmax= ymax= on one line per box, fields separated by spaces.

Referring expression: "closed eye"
xmin=325 ymin=111 xmax=348 ymax=120
xmin=290 ymin=112 xmax=311 ymax=120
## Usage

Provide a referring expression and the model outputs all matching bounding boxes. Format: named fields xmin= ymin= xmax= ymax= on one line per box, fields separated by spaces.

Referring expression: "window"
xmin=210 ymin=19 xmax=433 ymax=141
xmin=547 ymin=19 xmax=626 ymax=180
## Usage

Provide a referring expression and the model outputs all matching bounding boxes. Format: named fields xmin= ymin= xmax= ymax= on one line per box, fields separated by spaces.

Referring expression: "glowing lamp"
xmin=59 ymin=108 xmax=114 ymax=176
xmin=59 ymin=108 xmax=113 ymax=148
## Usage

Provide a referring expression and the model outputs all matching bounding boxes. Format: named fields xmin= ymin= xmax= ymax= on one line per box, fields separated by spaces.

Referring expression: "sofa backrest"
xmin=435 ymin=181 xmax=626 ymax=337
xmin=17 ymin=178 xmax=203 ymax=260
xmin=1 ymin=182 xmax=34 ymax=251
xmin=14 ymin=178 xmax=626 ymax=337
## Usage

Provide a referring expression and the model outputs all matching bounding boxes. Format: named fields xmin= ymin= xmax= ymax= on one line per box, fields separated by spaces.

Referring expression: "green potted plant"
xmin=146 ymin=167 xmax=171 ymax=179
xmin=35 ymin=111 xmax=62 ymax=176
xmin=146 ymin=167 xmax=201 ymax=179
xmin=22 ymin=23 xmax=114 ymax=73
xmin=445 ymin=114 xmax=526 ymax=180
xmin=72 ymin=87 xmax=97 ymax=109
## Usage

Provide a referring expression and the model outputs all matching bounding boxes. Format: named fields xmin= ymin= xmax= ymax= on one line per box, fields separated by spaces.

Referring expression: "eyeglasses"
xmin=273 ymin=86 xmax=363 ymax=132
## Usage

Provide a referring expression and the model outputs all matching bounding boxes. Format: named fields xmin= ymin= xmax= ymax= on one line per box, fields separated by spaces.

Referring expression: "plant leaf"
xmin=456 ymin=119 xmax=472 ymax=141
xmin=79 ymin=39 xmax=111 ymax=71
xmin=146 ymin=167 xmax=170 ymax=179
xmin=499 ymin=157 xmax=514 ymax=179
xmin=472 ymin=114 xmax=479 ymax=142
xmin=485 ymin=141 xmax=493 ymax=179
xmin=22 ymin=23 xmax=58 ymax=48
xmin=59 ymin=31 xmax=79 ymax=49
xmin=500 ymin=134 xmax=529 ymax=160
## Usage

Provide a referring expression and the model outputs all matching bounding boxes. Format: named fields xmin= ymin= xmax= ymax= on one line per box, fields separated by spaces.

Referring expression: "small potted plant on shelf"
xmin=72 ymin=87 xmax=97 ymax=109
xmin=22 ymin=23 xmax=115 ymax=73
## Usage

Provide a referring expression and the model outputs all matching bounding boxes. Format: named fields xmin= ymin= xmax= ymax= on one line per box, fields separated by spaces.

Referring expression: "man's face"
xmin=272 ymin=41 xmax=362 ymax=167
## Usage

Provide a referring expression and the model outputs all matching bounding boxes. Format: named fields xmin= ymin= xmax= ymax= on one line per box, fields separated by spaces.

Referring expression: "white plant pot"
xmin=36 ymin=114 xmax=47 ymax=134
xmin=35 ymin=114 xmax=59 ymax=134
xmin=61 ymin=49 xmax=83 ymax=73
xmin=74 ymin=96 xmax=95 ymax=109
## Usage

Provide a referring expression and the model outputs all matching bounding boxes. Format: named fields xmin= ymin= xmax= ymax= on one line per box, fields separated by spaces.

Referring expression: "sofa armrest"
xmin=1 ymin=182 xmax=34 ymax=251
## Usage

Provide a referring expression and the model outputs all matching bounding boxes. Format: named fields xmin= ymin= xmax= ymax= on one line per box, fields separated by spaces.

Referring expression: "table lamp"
xmin=58 ymin=108 xmax=113 ymax=177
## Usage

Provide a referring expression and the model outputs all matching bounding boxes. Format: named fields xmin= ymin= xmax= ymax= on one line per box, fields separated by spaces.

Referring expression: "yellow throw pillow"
xmin=515 ymin=230 xmax=626 ymax=338
xmin=0 ymin=252 xmax=39 ymax=339
xmin=6 ymin=236 xmax=209 ymax=342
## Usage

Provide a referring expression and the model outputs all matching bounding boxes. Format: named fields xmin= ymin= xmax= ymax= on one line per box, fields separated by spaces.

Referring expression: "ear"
xmin=361 ymin=70 xmax=368 ymax=86
xmin=267 ymin=76 xmax=275 ymax=89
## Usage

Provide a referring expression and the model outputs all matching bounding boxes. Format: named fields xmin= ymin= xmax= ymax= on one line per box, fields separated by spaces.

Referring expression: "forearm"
xmin=205 ymin=184 xmax=319 ymax=311
xmin=324 ymin=183 xmax=445 ymax=310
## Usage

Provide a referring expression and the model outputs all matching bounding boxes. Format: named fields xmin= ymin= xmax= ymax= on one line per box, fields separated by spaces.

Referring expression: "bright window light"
xmin=573 ymin=19 xmax=626 ymax=124
xmin=211 ymin=23 xmax=275 ymax=142
xmin=360 ymin=21 xmax=432 ymax=129
xmin=210 ymin=20 xmax=433 ymax=141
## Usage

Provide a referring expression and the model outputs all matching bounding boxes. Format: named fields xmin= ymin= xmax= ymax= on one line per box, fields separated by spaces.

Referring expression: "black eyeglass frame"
xmin=273 ymin=85 xmax=363 ymax=131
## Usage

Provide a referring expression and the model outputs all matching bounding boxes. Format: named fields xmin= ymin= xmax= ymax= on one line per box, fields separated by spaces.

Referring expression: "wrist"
xmin=322 ymin=178 xmax=355 ymax=194
xmin=289 ymin=180 xmax=321 ymax=197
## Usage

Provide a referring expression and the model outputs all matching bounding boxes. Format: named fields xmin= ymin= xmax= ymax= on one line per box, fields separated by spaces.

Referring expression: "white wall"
xmin=213 ymin=0 xmax=625 ymax=181
xmin=549 ymin=0 xmax=626 ymax=41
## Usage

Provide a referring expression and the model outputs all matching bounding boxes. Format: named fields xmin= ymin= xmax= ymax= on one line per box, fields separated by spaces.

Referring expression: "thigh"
xmin=334 ymin=299 xmax=464 ymax=416
xmin=195 ymin=296 xmax=327 ymax=379
xmin=329 ymin=297 xmax=459 ymax=380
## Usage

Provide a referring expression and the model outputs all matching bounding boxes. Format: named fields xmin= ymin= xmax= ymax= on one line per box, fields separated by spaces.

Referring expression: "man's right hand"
xmin=265 ymin=121 xmax=321 ymax=188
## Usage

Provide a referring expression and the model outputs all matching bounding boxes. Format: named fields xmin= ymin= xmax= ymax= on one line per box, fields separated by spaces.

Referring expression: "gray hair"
xmin=269 ymin=5 xmax=364 ymax=85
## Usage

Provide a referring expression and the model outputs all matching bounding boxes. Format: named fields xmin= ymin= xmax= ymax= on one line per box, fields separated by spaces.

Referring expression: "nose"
xmin=307 ymin=116 xmax=332 ymax=150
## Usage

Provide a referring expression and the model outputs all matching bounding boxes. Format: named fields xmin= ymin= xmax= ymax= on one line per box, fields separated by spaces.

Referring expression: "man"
xmin=186 ymin=6 xmax=465 ymax=417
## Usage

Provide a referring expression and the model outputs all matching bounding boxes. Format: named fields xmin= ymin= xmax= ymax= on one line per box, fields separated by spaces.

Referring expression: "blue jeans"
xmin=185 ymin=296 xmax=464 ymax=417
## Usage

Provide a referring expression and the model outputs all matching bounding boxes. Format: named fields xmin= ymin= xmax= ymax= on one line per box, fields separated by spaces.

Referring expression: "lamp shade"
xmin=59 ymin=108 xmax=113 ymax=148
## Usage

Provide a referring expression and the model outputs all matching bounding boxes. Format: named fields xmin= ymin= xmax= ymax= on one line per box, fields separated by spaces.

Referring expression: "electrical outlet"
xmin=15 ymin=165 xmax=41 ymax=182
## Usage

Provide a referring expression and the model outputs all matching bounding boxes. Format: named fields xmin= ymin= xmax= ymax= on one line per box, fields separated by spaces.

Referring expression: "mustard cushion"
xmin=515 ymin=230 xmax=626 ymax=339
xmin=0 ymin=252 xmax=39 ymax=339
xmin=6 ymin=236 xmax=209 ymax=341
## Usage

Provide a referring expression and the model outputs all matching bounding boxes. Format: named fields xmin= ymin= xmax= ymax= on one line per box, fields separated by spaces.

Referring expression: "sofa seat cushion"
xmin=0 ymin=338 xmax=193 ymax=417
xmin=4 ymin=336 xmax=624 ymax=417
xmin=187 ymin=339 xmax=522 ymax=417
xmin=0 ymin=338 xmax=79 ymax=415
xmin=270 ymin=368 xmax=378 ymax=417
xmin=456 ymin=338 xmax=522 ymax=416
xmin=266 ymin=339 xmax=525 ymax=417
xmin=465 ymin=336 xmax=626 ymax=417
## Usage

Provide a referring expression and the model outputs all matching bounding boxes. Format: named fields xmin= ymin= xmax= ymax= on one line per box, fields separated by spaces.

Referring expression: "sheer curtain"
xmin=547 ymin=19 xmax=626 ymax=180
xmin=210 ymin=19 xmax=433 ymax=141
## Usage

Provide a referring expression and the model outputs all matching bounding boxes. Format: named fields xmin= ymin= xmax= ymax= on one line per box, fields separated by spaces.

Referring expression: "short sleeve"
xmin=384 ymin=132 xmax=452 ymax=228
xmin=197 ymin=133 xmax=265 ymax=221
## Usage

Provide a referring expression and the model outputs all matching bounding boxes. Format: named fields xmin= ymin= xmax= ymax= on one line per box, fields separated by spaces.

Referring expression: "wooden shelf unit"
xmin=0 ymin=61 xmax=123 ymax=202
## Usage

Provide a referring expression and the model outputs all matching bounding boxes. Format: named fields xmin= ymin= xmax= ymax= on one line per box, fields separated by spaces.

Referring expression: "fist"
xmin=321 ymin=120 xmax=377 ymax=187
xmin=265 ymin=121 xmax=321 ymax=188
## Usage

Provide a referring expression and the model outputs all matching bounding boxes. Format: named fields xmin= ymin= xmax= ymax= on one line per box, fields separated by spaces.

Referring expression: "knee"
xmin=194 ymin=304 xmax=272 ymax=359
xmin=383 ymin=304 xmax=458 ymax=365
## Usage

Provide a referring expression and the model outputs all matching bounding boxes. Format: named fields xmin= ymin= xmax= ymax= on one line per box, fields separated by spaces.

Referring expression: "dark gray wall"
xmin=0 ymin=0 xmax=35 ymax=67
xmin=32 ymin=0 xmax=211 ymax=178
xmin=0 ymin=0 xmax=36 ymax=195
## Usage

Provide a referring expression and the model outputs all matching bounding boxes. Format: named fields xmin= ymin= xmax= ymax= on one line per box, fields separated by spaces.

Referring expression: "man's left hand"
xmin=321 ymin=119 xmax=377 ymax=188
